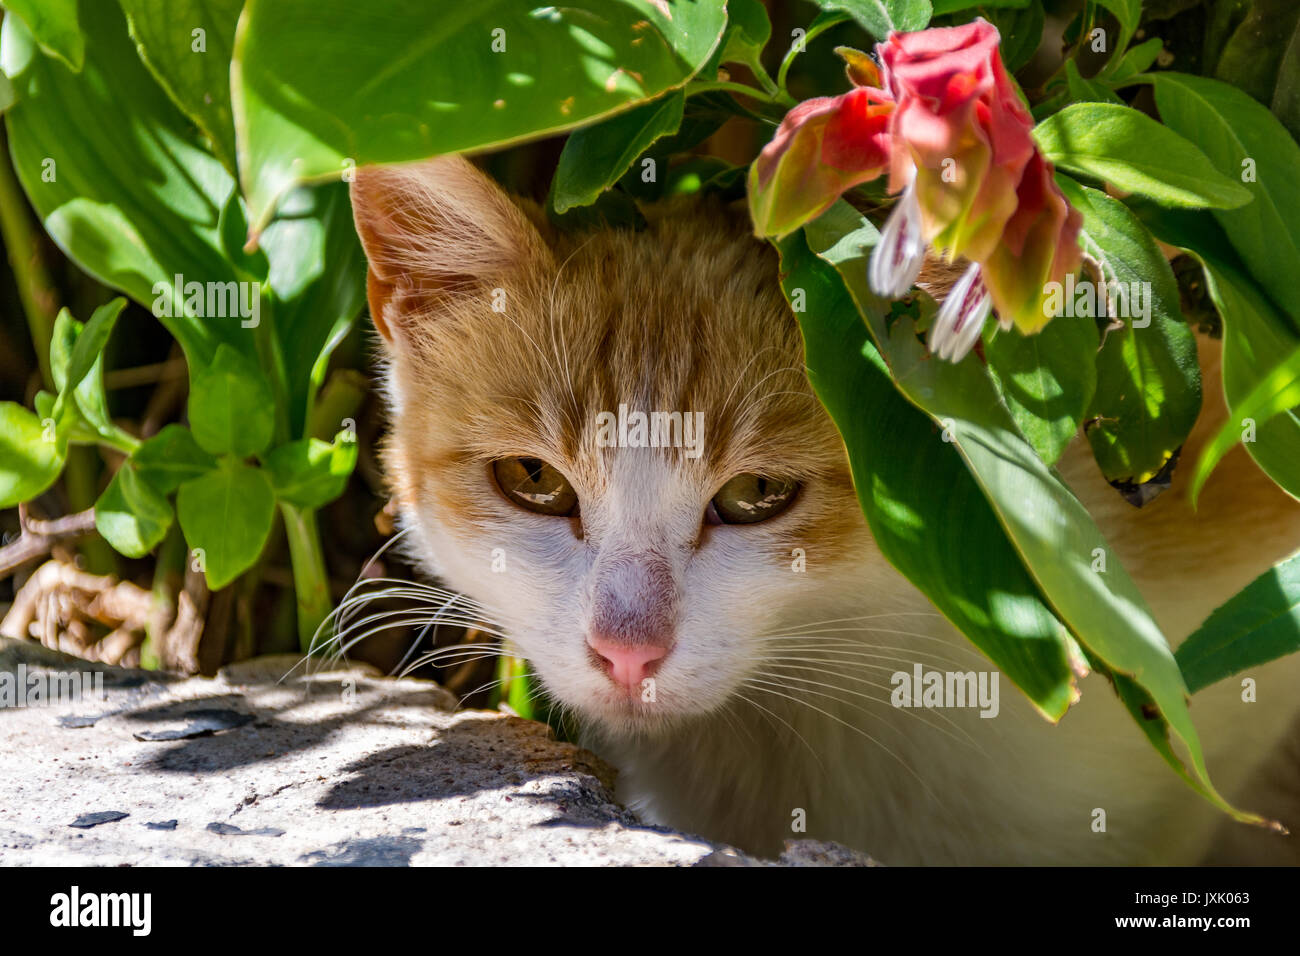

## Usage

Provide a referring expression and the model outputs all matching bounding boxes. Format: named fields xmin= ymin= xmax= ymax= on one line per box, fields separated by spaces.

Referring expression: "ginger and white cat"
xmin=351 ymin=155 xmax=1300 ymax=865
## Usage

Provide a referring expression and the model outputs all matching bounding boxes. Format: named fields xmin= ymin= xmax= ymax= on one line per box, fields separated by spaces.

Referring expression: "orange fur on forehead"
xmin=352 ymin=156 xmax=848 ymax=492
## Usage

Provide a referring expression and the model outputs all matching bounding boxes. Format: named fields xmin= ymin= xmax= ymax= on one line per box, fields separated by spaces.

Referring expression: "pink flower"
xmin=748 ymin=19 xmax=1083 ymax=360
xmin=747 ymin=80 xmax=894 ymax=238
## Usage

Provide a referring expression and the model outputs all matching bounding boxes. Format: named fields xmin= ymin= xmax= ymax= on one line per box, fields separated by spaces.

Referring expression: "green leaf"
xmin=258 ymin=181 xmax=368 ymax=438
xmin=46 ymin=301 xmax=138 ymax=453
xmin=719 ymin=0 xmax=772 ymax=76
xmin=811 ymin=0 xmax=932 ymax=38
xmin=1273 ymin=22 xmax=1300 ymax=142
xmin=1212 ymin=0 xmax=1300 ymax=108
xmin=0 ymin=67 xmax=16 ymax=112
xmin=1176 ymin=553 xmax=1300 ymax=694
xmin=1033 ymin=103 xmax=1252 ymax=209
xmin=1094 ymin=0 xmax=1140 ymax=51
xmin=984 ymin=316 xmax=1099 ymax=466
xmin=1064 ymin=59 xmax=1122 ymax=105
xmin=263 ymin=435 xmax=357 ymax=509
xmin=1057 ymin=177 xmax=1202 ymax=490
xmin=1104 ymin=36 xmax=1162 ymax=83
xmin=776 ymin=228 xmax=1080 ymax=720
xmin=802 ymin=200 xmax=1257 ymax=824
xmin=94 ymin=464 xmax=174 ymax=558
xmin=981 ymin=1 xmax=1044 ymax=74
xmin=188 ymin=344 xmax=275 ymax=458
xmin=176 ymin=460 xmax=276 ymax=590
xmin=1 ymin=0 xmax=243 ymax=369
xmin=119 ymin=0 xmax=243 ymax=174
xmin=0 ymin=402 xmax=65 ymax=508
xmin=1151 ymin=72 xmax=1300 ymax=320
xmin=0 ymin=0 xmax=83 ymax=70
xmin=232 ymin=0 xmax=728 ymax=228
xmin=53 ymin=297 xmax=125 ymax=416
xmin=552 ymin=90 xmax=685 ymax=213
xmin=1189 ymin=344 xmax=1300 ymax=505
xmin=131 ymin=424 xmax=218 ymax=494
xmin=1132 ymin=201 xmax=1300 ymax=504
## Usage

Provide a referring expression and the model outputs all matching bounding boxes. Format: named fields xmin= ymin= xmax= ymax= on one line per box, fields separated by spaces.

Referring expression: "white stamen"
xmin=868 ymin=186 xmax=927 ymax=299
xmin=930 ymin=261 xmax=992 ymax=362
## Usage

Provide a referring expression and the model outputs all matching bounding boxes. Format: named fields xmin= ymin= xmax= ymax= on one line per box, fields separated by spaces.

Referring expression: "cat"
xmin=350 ymin=154 xmax=1300 ymax=865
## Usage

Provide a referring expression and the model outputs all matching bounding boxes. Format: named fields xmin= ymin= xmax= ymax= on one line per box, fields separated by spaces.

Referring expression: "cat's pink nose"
xmin=587 ymin=636 xmax=669 ymax=693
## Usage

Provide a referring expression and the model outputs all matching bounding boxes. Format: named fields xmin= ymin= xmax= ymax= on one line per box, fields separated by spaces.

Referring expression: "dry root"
xmin=0 ymin=558 xmax=205 ymax=673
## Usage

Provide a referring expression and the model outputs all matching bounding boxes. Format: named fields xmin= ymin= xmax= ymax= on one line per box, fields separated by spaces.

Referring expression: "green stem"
xmin=252 ymin=288 xmax=292 ymax=445
xmin=776 ymin=11 xmax=851 ymax=92
xmin=688 ymin=79 xmax=784 ymax=102
xmin=142 ymin=524 xmax=187 ymax=670
xmin=280 ymin=501 xmax=332 ymax=654
xmin=63 ymin=446 xmax=117 ymax=575
xmin=0 ymin=128 xmax=56 ymax=388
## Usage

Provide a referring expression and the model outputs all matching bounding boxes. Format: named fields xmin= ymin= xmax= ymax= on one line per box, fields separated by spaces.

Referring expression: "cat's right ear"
xmin=350 ymin=155 xmax=548 ymax=341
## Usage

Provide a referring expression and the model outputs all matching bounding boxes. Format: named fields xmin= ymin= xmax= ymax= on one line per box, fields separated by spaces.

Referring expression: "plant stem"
xmin=280 ymin=501 xmax=332 ymax=654
xmin=776 ymin=11 xmax=851 ymax=93
xmin=0 ymin=128 xmax=56 ymax=388
xmin=688 ymin=79 xmax=795 ymax=108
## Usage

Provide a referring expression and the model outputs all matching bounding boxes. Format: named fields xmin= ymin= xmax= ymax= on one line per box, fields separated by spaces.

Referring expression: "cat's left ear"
xmin=350 ymin=155 xmax=549 ymax=341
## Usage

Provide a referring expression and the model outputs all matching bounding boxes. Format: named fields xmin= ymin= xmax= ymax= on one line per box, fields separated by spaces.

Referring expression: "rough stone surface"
xmin=0 ymin=638 xmax=876 ymax=867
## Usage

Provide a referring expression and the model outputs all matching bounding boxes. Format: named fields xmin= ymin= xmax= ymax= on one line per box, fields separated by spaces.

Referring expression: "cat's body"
xmin=352 ymin=156 xmax=1300 ymax=864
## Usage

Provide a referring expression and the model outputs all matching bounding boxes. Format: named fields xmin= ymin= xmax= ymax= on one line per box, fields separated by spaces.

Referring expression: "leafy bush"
xmin=1 ymin=0 xmax=1298 ymax=824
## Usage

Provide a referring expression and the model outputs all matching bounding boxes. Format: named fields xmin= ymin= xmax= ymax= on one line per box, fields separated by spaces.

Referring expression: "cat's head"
xmin=352 ymin=156 xmax=883 ymax=736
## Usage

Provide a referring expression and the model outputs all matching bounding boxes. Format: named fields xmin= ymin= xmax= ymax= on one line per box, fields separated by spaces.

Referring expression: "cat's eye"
xmin=492 ymin=457 xmax=579 ymax=517
xmin=707 ymin=474 xmax=799 ymax=525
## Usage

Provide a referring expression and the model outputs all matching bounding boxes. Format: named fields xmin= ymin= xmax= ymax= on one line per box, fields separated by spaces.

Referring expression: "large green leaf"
xmin=811 ymin=0 xmax=932 ymax=38
xmin=551 ymin=91 xmax=685 ymax=213
xmin=233 ymin=0 xmax=728 ymax=228
xmin=1151 ymin=72 xmax=1300 ymax=325
xmin=176 ymin=459 xmax=276 ymax=590
xmin=776 ymin=230 xmax=1079 ymax=720
xmin=0 ymin=402 xmax=64 ymax=508
xmin=1131 ymin=201 xmax=1300 ymax=503
xmin=1057 ymin=177 xmax=1202 ymax=492
xmin=984 ymin=316 xmax=1099 ymax=466
xmin=1176 ymin=552 xmax=1300 ymax=694
xmin=803 ymin=200 xmax=1255 ymax=823
xmin=1034 ymin=103 xmax=1251 ymax=210
xmin=1 ymin=0 xmax=243 ymax=369
xmin=119 ymin=0 xmax=243 ymax=175
xmin=0 ymin=0 xmax=82 ymax=70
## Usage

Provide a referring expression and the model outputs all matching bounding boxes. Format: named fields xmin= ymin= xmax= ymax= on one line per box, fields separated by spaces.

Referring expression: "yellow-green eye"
xmin=492 ymin=457 xmax=579 ymax=517
xmin=707 ymin=474 xmax=799 ymax=525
